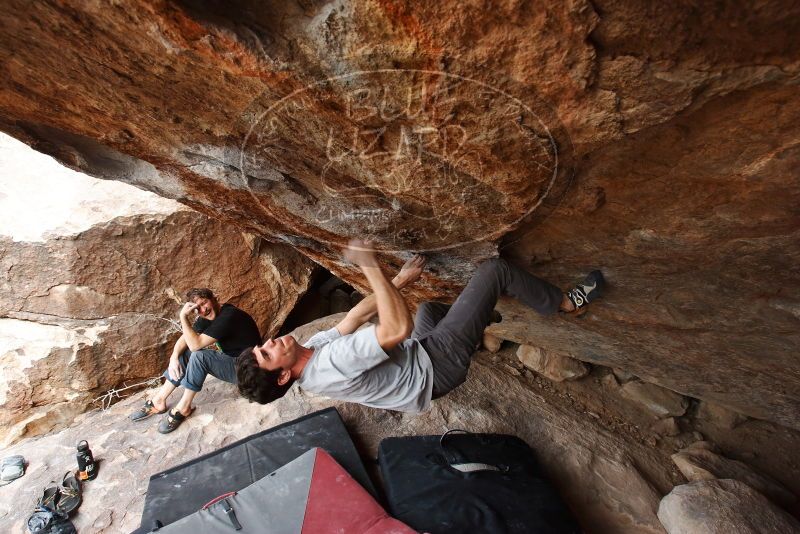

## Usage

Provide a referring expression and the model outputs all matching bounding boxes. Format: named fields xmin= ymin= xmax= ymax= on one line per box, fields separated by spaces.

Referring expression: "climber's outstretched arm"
xmin=339 ymin=240 xmax=414 ymax=350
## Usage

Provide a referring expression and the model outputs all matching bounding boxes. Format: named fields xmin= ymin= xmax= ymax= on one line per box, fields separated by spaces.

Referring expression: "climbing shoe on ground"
xmin=0 ymin=455 xmax=25 ymax=486
xmin=36 ymin=484 xmax=60 ymax=510
xmin=55 ymin=472 xmax=81 ymax=516
xmin=566 ymin=270 xmax=605 ymax=311
xmin=129 ymin=399 xmax=167 ymax=422
xmin=158 ymin=408 xmax=193 ymax=434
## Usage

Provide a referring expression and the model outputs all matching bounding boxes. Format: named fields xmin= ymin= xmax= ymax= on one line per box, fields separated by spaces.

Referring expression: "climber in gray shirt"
xmin=235 ymin=240 xmax=604 ymax=413
xmin=298 ymin=324 xmax=434 ymax=412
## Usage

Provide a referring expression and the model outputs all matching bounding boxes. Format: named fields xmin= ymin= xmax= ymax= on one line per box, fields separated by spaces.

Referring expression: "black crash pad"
xmin=138 ymin=408 xmax=374 ymax=531
xmin=378 ymin=432 xmax=581 ymax=534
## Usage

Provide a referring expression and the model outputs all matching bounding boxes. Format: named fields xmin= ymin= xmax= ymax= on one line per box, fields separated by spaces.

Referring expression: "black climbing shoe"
xmin=129 ymin=399 xmax=167 ymax=422
xmin=158 ymin=408 xmax=193 ymax=434
xmin=566 ymin=270 xmax=605 ymax=310
xmin=36 ymin=484 xmax=60 ymax=510
xmin=55 ymin=472 xmax=81 ymax=516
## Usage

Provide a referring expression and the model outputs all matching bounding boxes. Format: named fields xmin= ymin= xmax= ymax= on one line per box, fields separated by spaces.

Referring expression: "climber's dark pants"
xmin=413 ymin=258 xmax=562 ymax=399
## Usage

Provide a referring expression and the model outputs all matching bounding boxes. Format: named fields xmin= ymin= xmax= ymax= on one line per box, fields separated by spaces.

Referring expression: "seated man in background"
xmin=236 ymin=241 xmax=603 ymax=412
xmin=130 ymin=288 xmax=261 ymax=433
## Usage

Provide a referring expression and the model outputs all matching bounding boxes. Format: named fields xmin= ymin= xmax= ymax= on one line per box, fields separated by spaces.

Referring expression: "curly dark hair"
xmin=185 ymin=288 xmax=217 ymax=302
xmin=235 ymin=347 xmax=295 ymax=404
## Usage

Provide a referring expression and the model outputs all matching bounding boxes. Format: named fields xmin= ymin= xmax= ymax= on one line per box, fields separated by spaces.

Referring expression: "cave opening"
xmin=277 ymin=267 xmax=361 ymax=336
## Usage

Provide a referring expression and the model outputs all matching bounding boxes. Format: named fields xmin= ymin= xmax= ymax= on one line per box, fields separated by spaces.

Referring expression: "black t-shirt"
xmin=192 ymin=303 xmax=261 ymax=357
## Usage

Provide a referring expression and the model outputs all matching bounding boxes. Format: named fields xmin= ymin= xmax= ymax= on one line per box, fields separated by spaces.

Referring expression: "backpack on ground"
xmin=378 ymin=430 xmax=581 ymax=534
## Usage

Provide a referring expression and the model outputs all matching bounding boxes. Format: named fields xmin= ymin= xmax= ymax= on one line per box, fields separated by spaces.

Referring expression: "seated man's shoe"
xmin=566 ymin=270 xmax=605 ymax=311
xmin=158 ymin=408 xmax=194 ymax=434
xmin=129 ymin=399 xmax=167 ymax=422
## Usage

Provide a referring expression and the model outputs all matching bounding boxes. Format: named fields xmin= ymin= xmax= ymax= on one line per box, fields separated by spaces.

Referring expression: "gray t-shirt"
xmin=297 ymin=325 xmax=434 ymax=413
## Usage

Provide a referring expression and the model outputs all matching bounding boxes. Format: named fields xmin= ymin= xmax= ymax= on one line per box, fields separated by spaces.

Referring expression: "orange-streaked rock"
xmin=0 ymin=1 xmax=798 ymax=428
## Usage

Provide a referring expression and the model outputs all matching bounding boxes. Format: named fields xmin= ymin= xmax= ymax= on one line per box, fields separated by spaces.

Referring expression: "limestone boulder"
xmin=0 ymin=216 xmax=312 ymax=333
xmin=516 ymin=344 xmax=590 ymax=382
xmin=619 ymin=381 xmax=689 ymax=419
xmin=686 ymin=441 xmax=720 ymax=453
xmin=0 ymin=314 xmax=672 ymax=534
xmin=0 ymin=1 xmax=799 ymax=429
xmin=287 ymin=312 xmax=352 ymax=343
xmin=0 ymin=147 xmax=314 ymax=445
xmin=482 ymin=332 xmax=503 ymax=353
xmin=651 ymin=417 xmax=681 ymax=438
xmin=0 ymin=316 xmax=165 ymax=448
xmin=696 ymin=401 xmax=749 ymax=430
xmin=612 ymin=368 xmax=637 ymax=384
xmin=657 ymin=479 xmax=800 ymax=534
xmin=671 ymin=446 xmax=796 ymax=508
xmin=602 ymin=372 xmax=620 ymax=389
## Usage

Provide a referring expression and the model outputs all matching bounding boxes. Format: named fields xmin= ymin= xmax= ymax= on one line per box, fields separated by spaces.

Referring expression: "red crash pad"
xmin=157 ymin=448 xmax=415 ymax=534
xmin=303 ymin=448 xmax=415 ymax=534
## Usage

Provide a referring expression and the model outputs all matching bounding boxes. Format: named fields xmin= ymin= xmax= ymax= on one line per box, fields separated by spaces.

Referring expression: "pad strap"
xmin=449 ymin=462 xmax=502 ymax=473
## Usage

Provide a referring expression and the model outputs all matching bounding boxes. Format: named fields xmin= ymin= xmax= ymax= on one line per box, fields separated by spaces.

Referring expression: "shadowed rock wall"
xmin=0 ymin=1 xmax=798 ymax=427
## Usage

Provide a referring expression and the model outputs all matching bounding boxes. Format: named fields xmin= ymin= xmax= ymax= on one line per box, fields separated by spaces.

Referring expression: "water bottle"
xmin=76 ymin=440 xmax=97 ymax=480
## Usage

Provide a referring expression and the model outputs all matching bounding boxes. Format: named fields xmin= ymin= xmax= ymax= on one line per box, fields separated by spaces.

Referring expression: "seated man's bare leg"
xmin=174 ymin=389 xmax=196 ymax=417
xmin=150 ymin=381 xmax=176 ymax=412
xmin=130 ymin=373 xmax=178 ymax=422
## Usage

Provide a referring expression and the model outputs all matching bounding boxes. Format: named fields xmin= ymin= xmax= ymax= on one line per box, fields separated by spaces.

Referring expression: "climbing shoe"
xmin=566 ymin=270 xmax=605 ymax=310
xmin=55 ymin=472 xmax=81 ymax=516
xmin=129 ymin=399 xmax=166 ymax=422
xmin=158 ymin=408 xmax=194 ymax=434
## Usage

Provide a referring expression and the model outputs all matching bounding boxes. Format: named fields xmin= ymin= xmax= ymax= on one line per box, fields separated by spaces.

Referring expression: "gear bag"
xmin=377 ymin=430 xmax=581 ymax=534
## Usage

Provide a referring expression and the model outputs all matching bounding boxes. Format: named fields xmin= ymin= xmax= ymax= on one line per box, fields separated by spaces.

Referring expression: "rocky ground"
xmin=1 ymin=315 xmax=797 ymax=533
xmin=500 ymin=347 xmax=800 ymax=515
